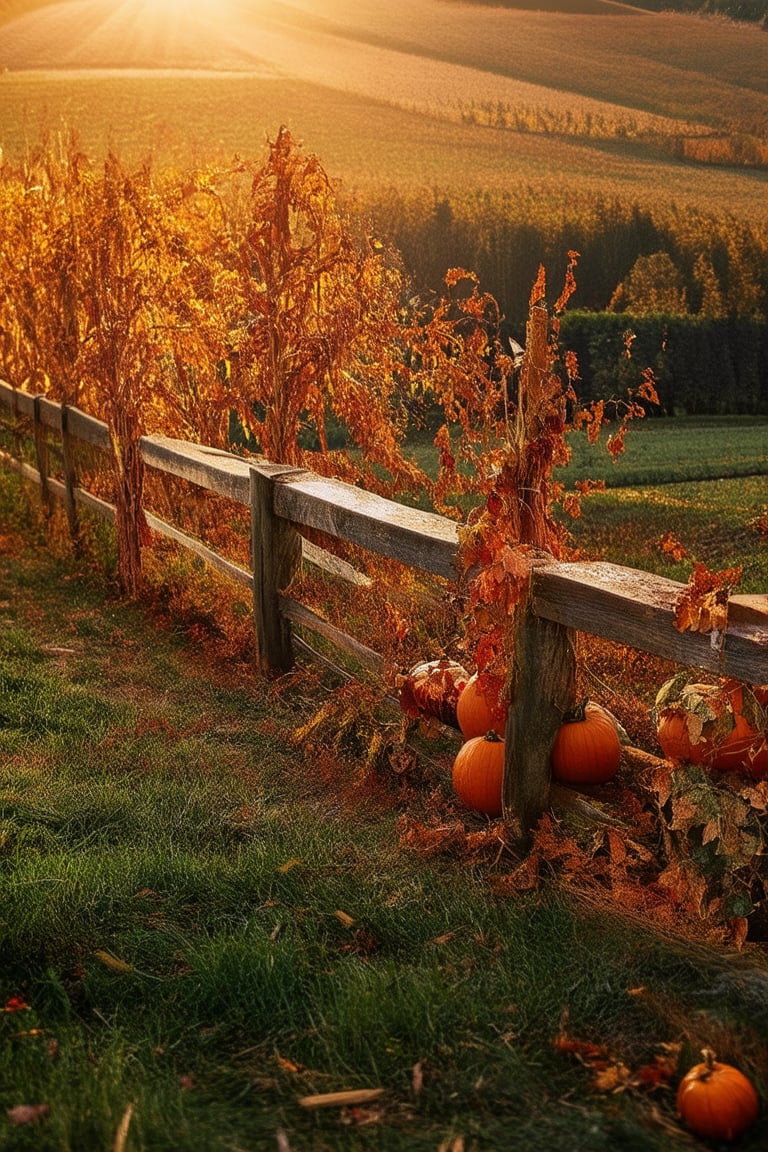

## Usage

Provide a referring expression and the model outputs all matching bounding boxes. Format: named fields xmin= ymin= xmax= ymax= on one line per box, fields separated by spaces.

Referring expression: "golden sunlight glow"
xmin=69 ymin=0 xmax=257 ymax=69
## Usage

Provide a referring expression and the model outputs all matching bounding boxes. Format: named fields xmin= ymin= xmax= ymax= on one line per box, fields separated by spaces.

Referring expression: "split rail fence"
xmin=1 ymin=380 xmax=767 ymax=837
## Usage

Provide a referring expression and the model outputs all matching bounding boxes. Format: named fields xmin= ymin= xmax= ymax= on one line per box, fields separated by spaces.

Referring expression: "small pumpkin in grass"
xmin=676 ymin=1048 xmax=759 ymax=1142
xmin=551 ymin=700 xmax=621 ymax=785
xmin=452 ymin=731 xmax=505 ymax=816
xmin=456 ymin=673 xmax=509 ymax=739
xmin=398 ymin=658 xmax=469 ymax=728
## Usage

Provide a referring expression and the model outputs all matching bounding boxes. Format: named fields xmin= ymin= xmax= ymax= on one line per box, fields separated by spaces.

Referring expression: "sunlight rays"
xmin=84 ymin=0 xmax=241 ymax=67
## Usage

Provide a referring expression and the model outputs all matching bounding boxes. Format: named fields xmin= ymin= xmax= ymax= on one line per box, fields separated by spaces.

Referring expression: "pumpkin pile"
xmin=399 ymin=662 xmax=625 ymax=815
xmin=654 ymin=675 xmax=768 ymax=778
xmin=451 ymin=681 xmax=623 ymax=813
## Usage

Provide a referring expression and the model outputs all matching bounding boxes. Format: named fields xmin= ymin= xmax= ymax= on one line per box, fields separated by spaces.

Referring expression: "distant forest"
xmin=629 ymin=0 xmax=767 ymax=22
xmin=462 ymin=0 xmax=768 ymax=24
xmin=360 ymin=188 xmax=768 ymax=415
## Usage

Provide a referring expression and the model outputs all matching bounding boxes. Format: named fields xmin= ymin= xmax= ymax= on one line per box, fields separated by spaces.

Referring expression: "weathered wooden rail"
xmin=2 ymin=380 xmax=767 ymax=838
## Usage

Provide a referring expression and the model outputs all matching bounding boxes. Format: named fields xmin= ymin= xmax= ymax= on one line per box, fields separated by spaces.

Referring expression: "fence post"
xmin=60 ymin=404 xmax=81 ymax=547
xmin=503 ymin=591 xmax=577 ymax=846
xmin=10 ymin=386 xmax=24 ymax=464
xmin=249 ymin=463 xmax=307 ymax=675
xmin=32 ymin=394 xmax=52 ymax=519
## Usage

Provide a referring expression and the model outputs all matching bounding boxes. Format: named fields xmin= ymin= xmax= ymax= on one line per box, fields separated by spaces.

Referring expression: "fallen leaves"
xmin=93 ymin=949 xmax=133 ymax=974
xmin=2 ymin=996 xmax=29 ymax=1013
xmin=554 ymin=1010 xmax=680 ymax=1096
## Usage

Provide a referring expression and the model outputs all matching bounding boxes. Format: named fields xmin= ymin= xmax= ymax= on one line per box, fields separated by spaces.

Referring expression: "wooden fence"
xmin=1 ymin=380 xmax=767 ymax=838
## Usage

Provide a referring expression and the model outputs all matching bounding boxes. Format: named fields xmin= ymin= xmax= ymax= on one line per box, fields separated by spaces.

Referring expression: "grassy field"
xmin=2 ymin=468 xmax=768 ymax=1152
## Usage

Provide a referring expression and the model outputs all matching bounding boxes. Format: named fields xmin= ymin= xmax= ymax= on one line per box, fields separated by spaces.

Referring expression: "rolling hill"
xmin=0 ymin=0 xmax=766 ymax=220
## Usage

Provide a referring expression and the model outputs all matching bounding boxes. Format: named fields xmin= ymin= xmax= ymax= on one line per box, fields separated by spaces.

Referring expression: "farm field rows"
xmin=1 ymin=1 xmax=767 ymax=220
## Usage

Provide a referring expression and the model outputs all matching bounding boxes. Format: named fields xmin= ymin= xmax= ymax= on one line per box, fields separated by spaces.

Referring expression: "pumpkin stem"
xmin=562 ymin=699 xmax=589 ymax=725
xmin=700 ymin=1048 xmax=717 ymax=1080
xmin=483 ymin=730 xmax=504 ymax=743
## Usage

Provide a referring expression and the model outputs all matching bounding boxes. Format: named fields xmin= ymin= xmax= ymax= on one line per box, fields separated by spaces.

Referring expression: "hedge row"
xmin=558 ymin=311 xmax=768 ymax=415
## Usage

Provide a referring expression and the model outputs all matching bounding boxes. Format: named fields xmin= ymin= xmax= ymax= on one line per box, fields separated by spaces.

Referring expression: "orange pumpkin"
xmin=711 ymin=712 xmax=762 ymax=770
xmin=677 ymin=1048 xmax=759 ymax=1142
xmin=398 ymin=658 xmax=469 ymax=728
xmin=456 ymin=673 xmax=508 ymax=739
xmin=551 ymin=701 xmax=621 ymax=785
xmin=657 ymin=712 xmax=712 ymax=766
xmin=742 ymin=734 xmax=768 ymax=779
xmin=452 ymin=731 xmax=505 ymax=816
xmin=656 ymin=679 xmax=767 ymax=775
xmin=711 ymin=683 xmax=768 ymax=777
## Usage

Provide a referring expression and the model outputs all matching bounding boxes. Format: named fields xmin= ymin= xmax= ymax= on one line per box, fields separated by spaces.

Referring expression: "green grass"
xmin=2 ymin=472 xmax=768 ymax=1150
xmin=562 ymin=475 xmax=768 ymax=592
xmin=559 ymin=416 xmax=768 ymax=488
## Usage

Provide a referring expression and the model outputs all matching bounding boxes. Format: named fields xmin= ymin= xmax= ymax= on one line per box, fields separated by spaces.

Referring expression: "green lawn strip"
xmin=404 ymin=416 xmax=768 ymax=492
xmin=1 ymin=478 xmax=768 ymax=1149
xmin=558 ymin=417 xmax=768 ymax=489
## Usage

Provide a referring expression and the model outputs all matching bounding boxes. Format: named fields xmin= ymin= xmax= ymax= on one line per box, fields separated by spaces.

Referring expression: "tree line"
xmin=357 ymin=188 xmax=768 ymax=414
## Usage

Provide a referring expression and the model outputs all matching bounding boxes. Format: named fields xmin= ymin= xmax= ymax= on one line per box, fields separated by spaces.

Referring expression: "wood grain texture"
xmin=60 ymin=405 xmax=80 ymax=543
xmin=35 ymin=395 xmax=62 ymax=432
xmin=140 ymin=435 xmax=251 ymax=504
xmin=250 ymin=464 xmax=305 ymax=674
xmin=32 ymin=395 xmax=52 ymax=516
xmin=274 ymin=474 xmax=460 ymax=579
xmin=301 ymin=537 xmax=372 ymax=587
xmin=504 ymin=600 xmax=577 ymax=841
xmin=63 ymin=405 xmax=111 ymax=451
xmin=1 ymin=393 xmax=765 ymax=686
xmin=532 ymin=561 xmax=768 ymax=685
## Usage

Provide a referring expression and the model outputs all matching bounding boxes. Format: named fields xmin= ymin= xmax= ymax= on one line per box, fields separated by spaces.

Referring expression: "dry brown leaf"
xmin=113 ymin=1103 xmax=135 ymax=1152
xmin=2 ymin=996 xmax=29 ymax=1012
xmin=94 ymin=950 xmax=133 ymax=974
xmin=673 ymin=562 xmax=741 ymax=635
xmin=339 ymin=1104 xmax=384 ymax=1126
xmin=334 ymin=910 xmax=355 ymax=928
xmin=7 ymin=1104 xmax=50 ymax=1125
xmin=591 ymin=1062 xmax=632 ymax=1093
xmin=299 ymin=1089 xmax=385 ymax=1109
xmin=412 ymin=1060 xmax=425 ymax=1096
xmin=276 ymin=1055 xmax=303 ymax=1073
